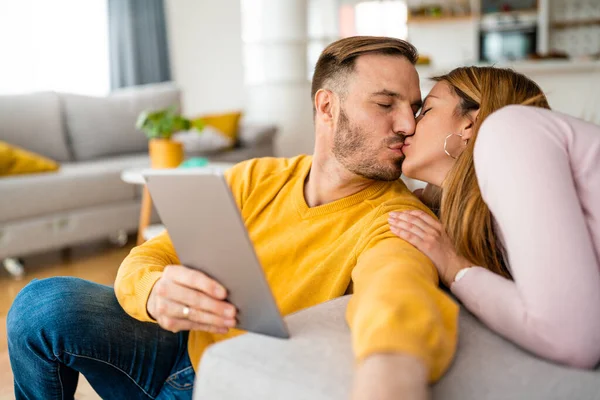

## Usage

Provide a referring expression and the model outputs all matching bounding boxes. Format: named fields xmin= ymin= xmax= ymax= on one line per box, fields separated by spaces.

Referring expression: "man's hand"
xmin=147 ymin=264 xmax=237 ymax=334
xmin=352 ymin=353 xmax=429 ymax=400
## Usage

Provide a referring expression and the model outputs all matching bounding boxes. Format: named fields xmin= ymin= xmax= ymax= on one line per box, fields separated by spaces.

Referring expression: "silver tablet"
xmin=143 ymin=168 xmax=290 ymax=339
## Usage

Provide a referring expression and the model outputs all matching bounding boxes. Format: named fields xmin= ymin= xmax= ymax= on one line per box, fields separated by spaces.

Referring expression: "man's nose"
xmin=393 ymin=107 xmax=416 ymax=137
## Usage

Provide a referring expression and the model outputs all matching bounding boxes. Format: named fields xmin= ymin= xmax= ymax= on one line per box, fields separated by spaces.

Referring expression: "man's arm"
xmin=114 ymin=231 xmax=180 ymax=322
xmin=347 ymin=209 xmax=459 ymax=387
xmin=353 ymin=353 xmax=429 ymax=400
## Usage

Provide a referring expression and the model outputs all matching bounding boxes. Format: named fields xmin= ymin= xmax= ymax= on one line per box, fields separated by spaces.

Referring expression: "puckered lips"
xmin=400 ymin=139 xmax=412 ymax=154
xmin=388 ymin=141 xmax=405 ymax=156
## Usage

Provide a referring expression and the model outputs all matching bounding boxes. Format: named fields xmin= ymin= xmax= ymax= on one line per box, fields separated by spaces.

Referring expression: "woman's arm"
xmin=390 ymin=206 xmax=600 ymax=368
xmin=463 ymin=106 xmax=600 ymax=368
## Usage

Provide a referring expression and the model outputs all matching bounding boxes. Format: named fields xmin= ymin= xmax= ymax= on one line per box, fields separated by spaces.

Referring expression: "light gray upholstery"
xmin=0 ymin=201 xmax=140 ymax=260
xmin=238 ymin=123 xmax=278 ymax=147
xmin=0 ymin=154 xmax=149 ymax=223
xmin=60 ymin=82 xmax=181 ymax=161
xmin=195 ymin=297 xmax=354 ymax=400
xmin=195 ymin=296 xmax=600 ymax=400
xmin=0 ymin=92 xmax=72 ymax=162
xmin=184 ymin=124 xmax=277 ymax=160
xmin=435 ymin=306 xmax=600 ymax=400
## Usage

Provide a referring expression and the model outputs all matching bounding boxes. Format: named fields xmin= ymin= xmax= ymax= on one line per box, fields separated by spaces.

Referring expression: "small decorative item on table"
xmin=179 ymin=157 xmax=209 ymax=168
xmin=136 ymin=106 xmax=206 ymax=169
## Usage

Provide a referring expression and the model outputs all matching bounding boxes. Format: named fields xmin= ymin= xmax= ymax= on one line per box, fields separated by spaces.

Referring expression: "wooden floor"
xmin=0 ymin=239 xmax=136 ymax=400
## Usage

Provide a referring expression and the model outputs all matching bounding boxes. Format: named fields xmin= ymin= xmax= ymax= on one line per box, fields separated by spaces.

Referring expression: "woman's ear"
xmin=314 ymin=89 xmax=334 ymax=124
xmin=461 ymin=109 xmax=480 ymax=141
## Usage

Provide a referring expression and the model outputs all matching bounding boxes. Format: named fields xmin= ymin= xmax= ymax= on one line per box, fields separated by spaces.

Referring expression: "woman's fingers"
xmin=390 ymin=224 xmax=424 ymax=249
xmin=389 ymin=218 xmax=427 ymax=239
xmin=389 ymin=210 xmax=446 ymax=259
xmin=406 ymin=210 xmax=441 ymax=229
xmin=389 ymin=211 xmax=438 ymax=237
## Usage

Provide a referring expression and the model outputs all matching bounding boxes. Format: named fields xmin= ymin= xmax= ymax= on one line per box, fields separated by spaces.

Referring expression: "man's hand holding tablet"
xmin=147 ymin=264 xmax=237 ymax=334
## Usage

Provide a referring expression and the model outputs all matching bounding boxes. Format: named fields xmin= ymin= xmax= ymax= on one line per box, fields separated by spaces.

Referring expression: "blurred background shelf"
xmin=408 ymin=14 xmax=478 ymax=24
xmin=482 ymin=9 xmax=538 ymax=17
xmin=551 ymin=19 xmax=600 ymax=29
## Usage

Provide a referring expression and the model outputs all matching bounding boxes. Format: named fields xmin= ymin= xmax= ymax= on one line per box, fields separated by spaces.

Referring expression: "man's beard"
xmin=332 ymin=108 xmax=404 ymax=181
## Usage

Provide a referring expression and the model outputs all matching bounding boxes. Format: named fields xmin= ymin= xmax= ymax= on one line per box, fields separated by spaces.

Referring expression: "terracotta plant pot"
xmin=149 ymin=138 xmax=184 ymax=169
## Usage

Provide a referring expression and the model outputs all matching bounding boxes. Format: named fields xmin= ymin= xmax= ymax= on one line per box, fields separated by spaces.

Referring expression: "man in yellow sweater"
xmin=8 ymin=37 xmax=458 ymax=399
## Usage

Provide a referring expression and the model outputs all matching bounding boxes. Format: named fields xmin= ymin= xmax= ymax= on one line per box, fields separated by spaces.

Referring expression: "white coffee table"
xmin=121 ymin=163 xmax=235 ymax=244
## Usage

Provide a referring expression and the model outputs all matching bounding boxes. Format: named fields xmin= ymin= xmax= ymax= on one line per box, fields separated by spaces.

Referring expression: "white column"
xmin=242 ymin=0 xmax=314 ymax=157
xmin=537 ymin=0 xmax=550 ymax=55
xmin=165 ymin=0 xmax=244 ymax=114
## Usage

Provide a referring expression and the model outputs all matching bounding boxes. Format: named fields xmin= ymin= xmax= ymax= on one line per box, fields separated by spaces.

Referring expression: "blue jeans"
xmin=7 ymin=277 xmax=195 ymax=399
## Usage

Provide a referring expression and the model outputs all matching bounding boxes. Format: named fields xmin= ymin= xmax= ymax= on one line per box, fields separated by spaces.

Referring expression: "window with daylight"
xmin=241 ymin=0 xmax=409 ymax=84
xmin=0 ymin=0 xmax=110 ymax=96
xmin=308 ymin=0 xmax=409 ymax=80
xmin=348 ymin=1 xmax=408 ymax=38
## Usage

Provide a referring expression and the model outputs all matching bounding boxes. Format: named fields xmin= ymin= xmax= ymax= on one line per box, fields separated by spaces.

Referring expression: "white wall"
xmin=418 ymin=61 xmax=600 ymax=126
xmin=164 ymin=0 xmax=245 ymax=115
xmin=526 ymin=67 xmax=600 ymax=125
xmin=408 ymin=19 xmax=479 ymax=70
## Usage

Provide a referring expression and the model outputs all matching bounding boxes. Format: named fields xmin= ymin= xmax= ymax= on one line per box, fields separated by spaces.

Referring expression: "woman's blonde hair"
xmin=433 ymin=67 xmax=550 ymax=278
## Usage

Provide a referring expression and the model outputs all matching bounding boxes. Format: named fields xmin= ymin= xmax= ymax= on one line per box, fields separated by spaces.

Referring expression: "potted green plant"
xmin=136 ymin=106 xmax=204 ymax=169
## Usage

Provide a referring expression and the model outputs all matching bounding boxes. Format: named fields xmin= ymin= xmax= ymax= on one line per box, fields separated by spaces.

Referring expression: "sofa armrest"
xmin=194 ymin=295 xmax=354 ymax=400
xmin=433 ymin=307 xmax=600 ymax=400
xmin=194 ymin=293 xmax=600 ymax=400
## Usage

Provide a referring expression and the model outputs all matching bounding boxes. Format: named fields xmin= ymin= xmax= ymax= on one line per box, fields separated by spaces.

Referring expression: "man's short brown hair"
xmin=311 ymin=36 xmax=418 ymax=110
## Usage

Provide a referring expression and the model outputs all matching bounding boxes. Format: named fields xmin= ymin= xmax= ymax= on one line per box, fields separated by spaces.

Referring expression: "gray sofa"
xmin=0 ymin=83 xmax=277 ymax=276
xmin=195 ymin=295 xmax=600 ymax=399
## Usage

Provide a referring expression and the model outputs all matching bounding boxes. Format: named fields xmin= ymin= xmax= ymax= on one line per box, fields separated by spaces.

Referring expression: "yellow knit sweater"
xmin=114 ymin=155 xmax=458 ymax=382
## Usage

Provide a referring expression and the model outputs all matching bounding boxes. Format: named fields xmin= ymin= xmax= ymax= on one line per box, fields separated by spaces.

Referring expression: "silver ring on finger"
xmin=182 ymin=305 xmax=190 ymax=319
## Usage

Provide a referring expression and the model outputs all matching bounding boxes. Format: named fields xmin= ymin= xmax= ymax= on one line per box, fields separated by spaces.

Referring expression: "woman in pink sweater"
xmin=389 ymin=66 xmax=600 ymax=368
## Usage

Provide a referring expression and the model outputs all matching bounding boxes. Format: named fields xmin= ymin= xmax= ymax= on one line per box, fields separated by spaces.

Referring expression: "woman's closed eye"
xmin=377 ymin=103 xmax=392 ymax=109
xmin=419 ymin=108 xmax=432 ymax=117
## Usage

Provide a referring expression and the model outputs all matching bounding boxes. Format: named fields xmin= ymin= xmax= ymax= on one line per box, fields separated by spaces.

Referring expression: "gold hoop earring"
xmin=444 ymin=133 xmax=468 ymax=160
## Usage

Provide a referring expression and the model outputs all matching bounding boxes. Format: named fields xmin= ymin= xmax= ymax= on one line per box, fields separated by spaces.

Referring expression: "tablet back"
xmin=144 ymin=169 xmax=289 ymax=339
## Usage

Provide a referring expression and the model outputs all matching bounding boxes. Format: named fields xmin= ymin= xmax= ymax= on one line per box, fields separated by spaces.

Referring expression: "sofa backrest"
xmin=60 ymin=82 xmax=181 ymax=161
xmin=0 ymin=92 xmax=72 ymax=162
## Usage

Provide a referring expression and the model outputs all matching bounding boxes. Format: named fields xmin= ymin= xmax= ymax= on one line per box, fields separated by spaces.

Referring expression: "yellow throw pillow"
xmin=0 ymin=141 xmax=59 ymax=177
xmin=192 ymin=111 xmax=243 ymax=142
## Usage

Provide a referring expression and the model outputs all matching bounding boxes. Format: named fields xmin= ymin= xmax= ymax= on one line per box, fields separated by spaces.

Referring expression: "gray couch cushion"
xmin=0 ymin=92 xmax=71 ymax=162
xmin=435 ymin=309 xmax=600 ymax=399
xmin=0 ymin=154 xmax=150 ymax=223
xmin=196 ymin=297 xmax=354 ymax=400
xmin=0 ymin=201 xmax=141 ymax=259
xmin=61 ymin=82 xmax=181 ymax=161
xmin=195 ymin=296 xmax=600 ymax=400
xmin=238 ymin=123 xmax=278 ymax=147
